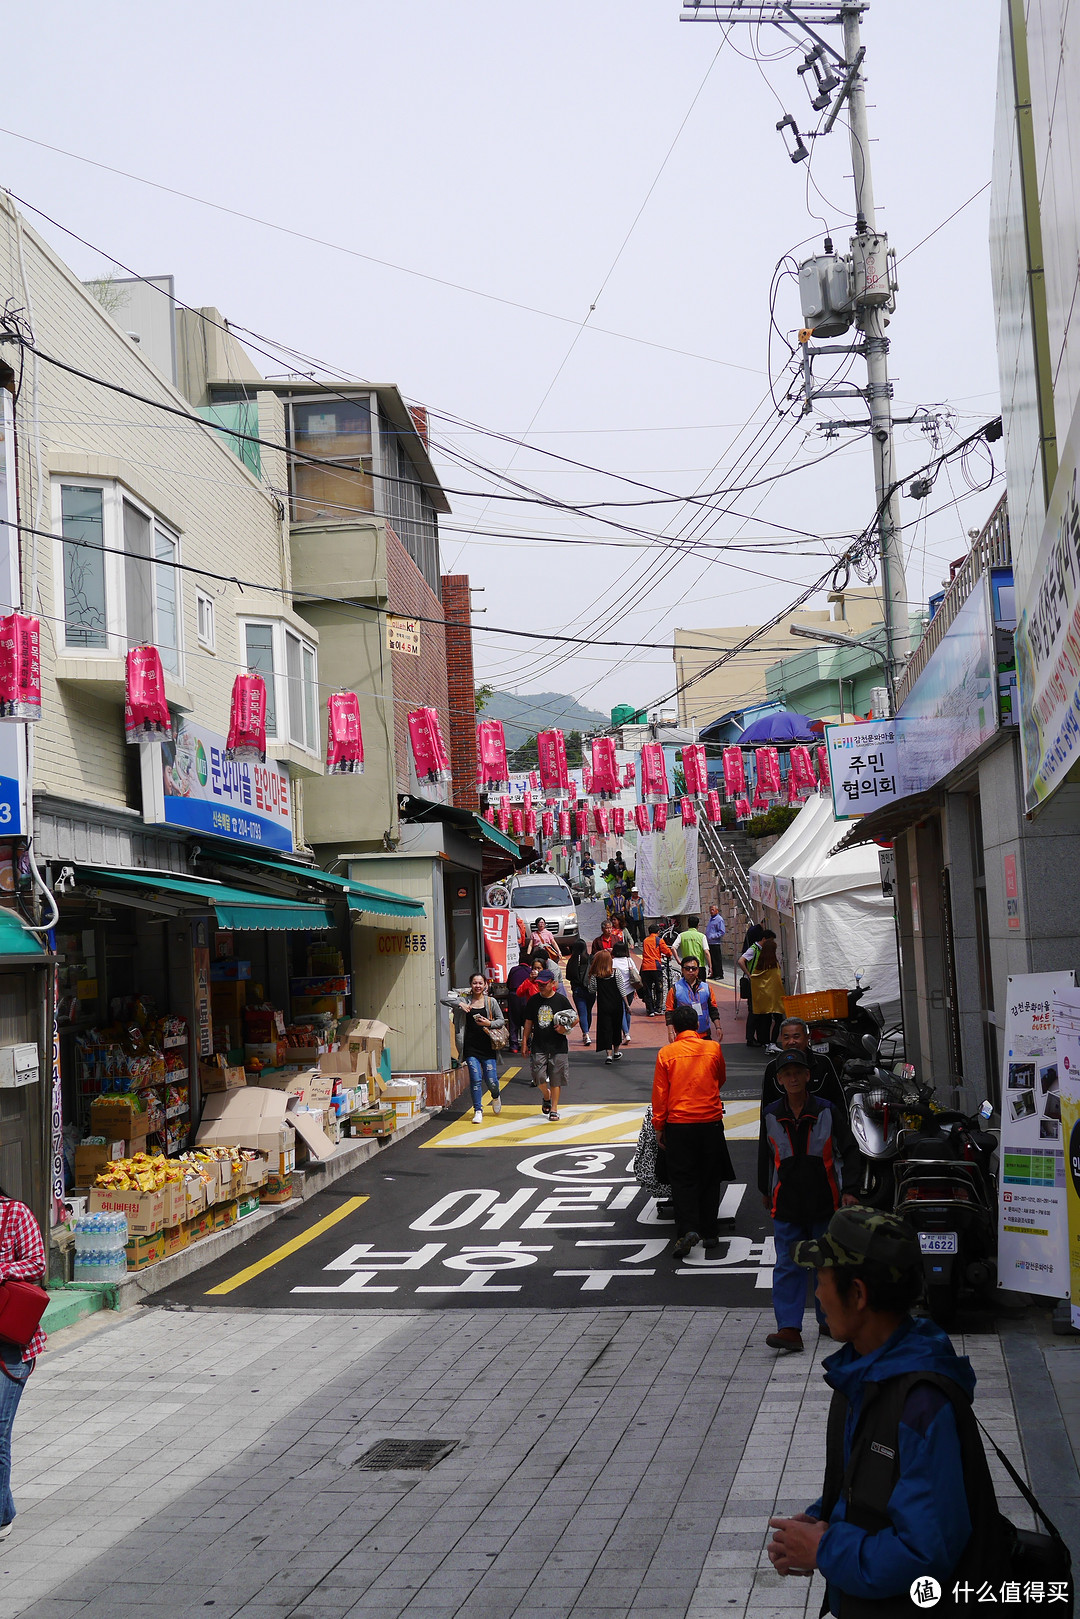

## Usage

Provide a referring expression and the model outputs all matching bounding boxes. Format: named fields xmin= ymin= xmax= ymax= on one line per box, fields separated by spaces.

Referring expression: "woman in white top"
xmin=610 ymin=939 xmax=642 ymax=1045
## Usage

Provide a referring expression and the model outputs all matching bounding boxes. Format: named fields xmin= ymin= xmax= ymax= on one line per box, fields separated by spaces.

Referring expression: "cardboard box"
xmin=350 ymin=1104 xmax=396 ymax=1137
xmin=89 ymin=1187 xmax=165 ymax=1236
xmin=211 ymin=1199 xmax=238 ymax=1232
xmin=196 ymin=1085 xmax=297 ymax=1160
xmin=74 ymin=1141 xmax=125 ymax=1185
xmin=260 ymin=1173 xmax=294 ymax=1204
xmin=291 ymin=994 xmax=346 ymax=1018
xmin=89 ymin=1098 xmax=151 ymax=1138
xmin=242 ymin=1152 xmax=268 ymax=1189
xmin=288 ymin=1105 xmax=336 ymax=1162
xmin=161 ymin=1223 xmax=189 ymax=1258
xmin=188 ymin=1208 xmax=213 ymax=1241
xmin=162 ymin=1181 xmax=186 ymax=1228
xmin=125 ymin=1232 xmax=165 ymax=1270
xmin=182 ymin=1175 xmax=207 ymax=1218
xmin=343 ymin=1018 xmax=395 ymax=1083
xmin=236 ymin=1193 xmax=260 ymax=1219
xmin=199 ymin=1063 xmax=246 ymax=1094
xmin=243 ymin=1043 xmax=278 ymax=1066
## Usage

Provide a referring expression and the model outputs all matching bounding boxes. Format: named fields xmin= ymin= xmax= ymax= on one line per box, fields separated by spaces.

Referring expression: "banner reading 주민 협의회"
xmin=998 ymin=971 xmax=1075 ymax=1298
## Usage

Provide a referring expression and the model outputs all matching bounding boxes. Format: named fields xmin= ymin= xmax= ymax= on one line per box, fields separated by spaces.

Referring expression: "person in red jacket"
xmin=651 ymin=1004 xmax=735 ymax=1258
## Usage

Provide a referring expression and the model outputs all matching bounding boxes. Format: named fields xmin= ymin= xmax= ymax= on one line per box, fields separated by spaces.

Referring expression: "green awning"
xmin=472 ymin=814 xmax=520 ymax=857
xmin=0 ymin=910 xmax=47 ymax=957
xmin=76 ymin=867 xmax=337 ymax=932
xmin=198 ymin=844 xmax=426 ymax=919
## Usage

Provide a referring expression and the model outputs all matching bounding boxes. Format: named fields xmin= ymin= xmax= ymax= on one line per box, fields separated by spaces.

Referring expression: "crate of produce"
xmin=781 ymin=989 xmax=851 ymax=1022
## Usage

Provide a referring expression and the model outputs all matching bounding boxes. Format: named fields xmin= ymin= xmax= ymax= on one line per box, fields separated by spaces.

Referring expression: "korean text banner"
xmin=481 ymin=908 xmax=512 ymax=984
xmin=824 ymin=721 xmax=900 ymax=820
xmin=895 ymin=577 xmax=996 ymax=796
xmin=998 ymin=971 xmax=1075 ymax=1298
xmin=1015 ymin=398 xmax=1080 ymax=810
xmin=142 ymin=718 xmax=293 ymax=850
xmin=1053 ymin=988 xmax=1080 ymax=1330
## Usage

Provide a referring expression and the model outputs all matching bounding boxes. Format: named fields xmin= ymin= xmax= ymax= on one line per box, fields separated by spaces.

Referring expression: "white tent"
xmin=747 ymin=795 xmax=900 ymax=1016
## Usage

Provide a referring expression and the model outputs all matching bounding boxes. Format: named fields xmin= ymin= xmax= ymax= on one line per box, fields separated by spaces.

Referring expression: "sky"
xmin=0 ymin=1 xmax=1003 ymax=722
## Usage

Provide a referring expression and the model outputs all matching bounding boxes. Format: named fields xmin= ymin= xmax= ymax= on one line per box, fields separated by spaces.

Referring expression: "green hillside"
xmin=481 ymin=690 xmax=608 ymax=752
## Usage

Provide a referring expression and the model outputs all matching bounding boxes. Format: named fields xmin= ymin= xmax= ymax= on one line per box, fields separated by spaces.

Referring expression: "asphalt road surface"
xmin=160 ymin=1035 xmax=775 ymax=1313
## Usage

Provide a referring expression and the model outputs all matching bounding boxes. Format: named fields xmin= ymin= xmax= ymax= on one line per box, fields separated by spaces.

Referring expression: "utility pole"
xmin=680 ymin=2 xmax=910 ymax=695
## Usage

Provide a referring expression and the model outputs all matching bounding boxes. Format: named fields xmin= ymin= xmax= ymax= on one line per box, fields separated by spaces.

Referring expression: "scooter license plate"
xmin=918 ymin=1231 xmax=958 ymax=1255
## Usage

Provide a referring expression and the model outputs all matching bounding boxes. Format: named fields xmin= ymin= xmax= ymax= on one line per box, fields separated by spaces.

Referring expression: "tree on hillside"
xmin=508 ymin=728 xmax=585 ymax=771
xmin=474 ymin=683 xmax=495 ymax=714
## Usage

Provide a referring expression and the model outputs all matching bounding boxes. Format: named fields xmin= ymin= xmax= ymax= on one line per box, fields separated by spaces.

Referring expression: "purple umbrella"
xmin=737 ymin=711 xmax=817 ymax=744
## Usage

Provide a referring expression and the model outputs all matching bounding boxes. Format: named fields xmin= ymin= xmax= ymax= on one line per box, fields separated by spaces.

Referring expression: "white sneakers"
xmin=492 ymin=1095 xmax=502 ymax=1114
xmin=472 ymin=1109 xmax=483 ymax=1124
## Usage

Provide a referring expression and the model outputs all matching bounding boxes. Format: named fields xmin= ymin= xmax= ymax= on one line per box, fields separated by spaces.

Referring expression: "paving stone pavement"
xmin=1 ymin=1307 xmax=1036 ymax=1619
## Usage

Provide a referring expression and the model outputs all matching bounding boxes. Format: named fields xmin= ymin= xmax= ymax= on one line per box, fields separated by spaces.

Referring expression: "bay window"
xmin=241 ymin=619 xmax=318 ymax=755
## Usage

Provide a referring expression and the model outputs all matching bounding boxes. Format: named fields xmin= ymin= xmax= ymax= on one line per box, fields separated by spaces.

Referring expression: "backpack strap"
xmin=971 ymin=1410 xmax=1070 ymax=1549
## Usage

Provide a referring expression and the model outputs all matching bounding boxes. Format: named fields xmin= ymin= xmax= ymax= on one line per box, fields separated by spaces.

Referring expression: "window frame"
xmin=239 ymin=616 xmax=319 ymax=757
xmin=284 ymin=393 xmax=376 ymax=524
xmin=196 ymin=591 xmax=216 ymax=653
xmin=53 ymin=477 xmax=184 ymax=678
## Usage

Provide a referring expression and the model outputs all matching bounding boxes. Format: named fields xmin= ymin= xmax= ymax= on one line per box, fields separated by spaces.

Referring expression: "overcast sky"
xmin=1 ymin=1 xmax=1001 ymax=721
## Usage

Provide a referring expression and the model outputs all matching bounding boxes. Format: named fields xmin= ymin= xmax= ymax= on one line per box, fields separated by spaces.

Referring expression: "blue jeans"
xmin=772 ymin=1216 xmax=830 ymax=1331
xmin=622 ymin=989 xmax=636 ymax=1035
xmin=572 ymin=989 xmax=594 ymax=1037
xmin=0 ymin=1344 xmax=31 ymax=1526
xmin=465 ymin=1056 xmax=500 ymax=1111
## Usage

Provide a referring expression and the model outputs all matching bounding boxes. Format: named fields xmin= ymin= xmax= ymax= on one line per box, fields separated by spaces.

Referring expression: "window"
xmin=241 ymin=619 xmax=318 ymax=754
xmin=286 ymin=396 xmax=373 ymax=522
xmin=57 ymin=481 xmax=182 ymax=674
xmin=196 ymin=592 xmax=215 ymax=651
xmin=380 ymin=416 xmax=440 ymax=592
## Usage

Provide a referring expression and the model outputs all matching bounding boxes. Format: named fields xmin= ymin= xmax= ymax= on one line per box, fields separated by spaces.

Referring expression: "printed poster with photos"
xmin=1051 ymin=988 xmax=1080 ymax=1330
xmin=998 ymin=970 xmax=1075 ymax=1298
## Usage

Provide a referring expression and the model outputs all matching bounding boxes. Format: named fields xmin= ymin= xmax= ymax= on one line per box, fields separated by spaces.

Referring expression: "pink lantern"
xmin=634 ymin=804 xmax=650 ymax=836
xmin=593 ymin=806 xmax=609 ymax=835
xmin=476 ymin=719 xmax=510 ymax=793
xmin=735 ymin=796 xmax=752 ymax=822
xmin=582 ymin=765 xmax=593 ymax=795
xmin=408 ymin=707 xmax=451 ymax=784
xmin=755 ymin=746 xmax=781 ymax=799
xmin=542 ymin=810 xmax=555 ymax=840
xmin=623 ymin=762 xmax=636 ymax=788
xmin=537 ymin=729 xmax=570 ymax=797
xmin=558 ymin=809 xmax=572 ymax=839
xmin=498 ymin=807 xmax=510 ymax=833
xmin=0 ymin=613 xmax=41 ymax=722
xmin=816 ymin=745 xmax=831 ymax=787
xmin=523 ymin=790 xmax=533 ymax=814
xmin=640 ymin=743 xmax=669 ymax=804
xmin=705 ymin=789 xmax=723 ymax=823
xmin=484 ymin=807 xmax=496 ymax=824
xmin=511 ymin=807 xmax=524 ymax=837
xmin=752 ymin=784 xmax=769 ymax=810
xmin=611 ymin=805 xmax=626 ymax=835
xmin=227 ymin=672 xmax=266 ymax=763
xmin=590 ymin=737 xmax=621 ymax=798
xmin=789 ymin=745 xmax=816 ymax=795
xmin=680 ymin=797 xmax=697 ymax=826
xmin=722 ymin=746 xmax=747 ymax=800
xmin=574 ymin=809 xmax=589 ymax=838
xmin=529 ymin=771 xmax=539 ymax=791
xmin=524 ymin=809 xmax=537 ymax=836
xmin=787 ymin=772 xmax=804 ymax=805
xmin=681 ymin=743 xmax=708 ymax=797
xmin=326 ymin=692 xmax=364 ymax=775
xmin=123 ymin=646 xmax=170 ymax=744
xmin=652 ymin=802 xmax=668 ymax=832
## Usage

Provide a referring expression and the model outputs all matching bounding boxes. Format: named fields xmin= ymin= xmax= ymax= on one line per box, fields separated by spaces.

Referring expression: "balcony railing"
xmin=895 ymin=494 xmax=1010 ymax=710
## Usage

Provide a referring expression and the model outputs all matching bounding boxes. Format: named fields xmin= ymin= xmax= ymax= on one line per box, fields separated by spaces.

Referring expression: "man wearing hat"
xmin=766 ymin=1206 xmax=1000 ymax=1614
xmin=522 ymin=970 xmax=577 ymax=1123
xmin=758 ymin=1048 xmax=861 ymax=1352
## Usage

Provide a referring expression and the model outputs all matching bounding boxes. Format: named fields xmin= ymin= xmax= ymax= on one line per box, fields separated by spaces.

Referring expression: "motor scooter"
xmin=840 ymin=1039 xmax=915 ymax=1208
xmin=892 ymin=1096 xmax=997 ymax=1324
xmin=809 ymin=972 xmax=902 ymax=1070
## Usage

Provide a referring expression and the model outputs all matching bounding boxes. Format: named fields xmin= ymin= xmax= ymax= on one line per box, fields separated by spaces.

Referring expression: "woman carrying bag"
xmin=747 ymin=933 xmax=785 ymax=1047
xmin=589 ymin=948 xmax=627 ymax=1065
xmin=565 ymin=937 xmax=596 ymax=1048
xmin=453 ymin=973 xmax=507 ymax=1124
xmin=0 ymin=1189 xmax=47 ymax=1540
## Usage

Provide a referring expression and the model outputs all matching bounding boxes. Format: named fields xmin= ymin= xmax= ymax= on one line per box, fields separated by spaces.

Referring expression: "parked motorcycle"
xmin=840 ymin=1041 xmax=913 ymax=1209
xmin=892 ymin=1095 xmax=998 ymax=1325
xmin=809 ymin=972 xmax=904 ymax=1071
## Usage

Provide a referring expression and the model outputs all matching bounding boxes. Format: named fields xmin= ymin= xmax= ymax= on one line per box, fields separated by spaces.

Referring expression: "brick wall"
xmin=385 ymin=524 xmax=450 ymax=792
xmin=440 ymin=574 xmax=478 ymax=811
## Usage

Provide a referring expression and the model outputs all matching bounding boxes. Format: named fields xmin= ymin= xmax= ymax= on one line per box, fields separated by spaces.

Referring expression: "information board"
xmin=141 ymin=717 xmax=293 ymax=850
xmin=824 ymin=721 xmax=900 ymax=820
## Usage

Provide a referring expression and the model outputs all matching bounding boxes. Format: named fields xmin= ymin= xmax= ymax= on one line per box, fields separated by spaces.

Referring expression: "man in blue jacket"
xmin=766 ymin=1207 xmax=997 ymax=1614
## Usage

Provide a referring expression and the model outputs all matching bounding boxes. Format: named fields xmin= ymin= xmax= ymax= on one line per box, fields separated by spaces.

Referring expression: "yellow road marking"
xmin=422 ymin=1101 xmax=760 ymax=1149
xmin=501 ymin=1066 xmax=520 ymax=1080
xmin=205 ymin=1195 xmax=369 ymax=1295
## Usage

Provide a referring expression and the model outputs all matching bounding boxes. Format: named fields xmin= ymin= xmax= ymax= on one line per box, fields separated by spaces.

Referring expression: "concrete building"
xmin=672 ymin=587 xmax=885 ymax=728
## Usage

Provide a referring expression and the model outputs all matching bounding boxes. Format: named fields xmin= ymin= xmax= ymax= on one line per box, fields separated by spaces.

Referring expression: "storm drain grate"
xmin=355 ymin=1438 xmax=459 ymax=1471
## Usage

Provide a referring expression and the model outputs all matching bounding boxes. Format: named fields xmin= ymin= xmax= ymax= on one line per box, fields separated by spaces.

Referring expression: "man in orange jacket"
xmin=651 ymin=1004 xmax=735 ymax=1258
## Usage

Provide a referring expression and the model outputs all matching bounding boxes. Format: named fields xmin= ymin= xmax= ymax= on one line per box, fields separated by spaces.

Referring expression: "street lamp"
xmin=788 ymin=624 xmax=887 ymax=661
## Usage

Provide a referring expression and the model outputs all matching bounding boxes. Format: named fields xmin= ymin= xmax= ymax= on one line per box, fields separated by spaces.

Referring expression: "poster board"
xmin=998 ymin=970 xmax=1075 ymax=1297
xmin=635 ymin=823 xmax=699 ymax=920
xmin=824 ymin=721 xmax=900 ymax=820
xmin=1052 ymin=988 xmax=1080 ymax=1330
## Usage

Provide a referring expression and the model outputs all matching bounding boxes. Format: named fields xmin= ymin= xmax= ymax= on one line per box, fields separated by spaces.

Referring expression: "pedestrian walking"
xmin=748 ymin=933 xmax=786 ymax=1046
xmin=611 ymin=938 xmax=641 ymax=1044
xmin=590 ymin=918 xmax=622 ymax=955
xmin=0 ymin=1190 xmax=47 ymax=1539
xmin=640 ymin=922 xmax=675 ymax=1016
xmin=705 ymin=903 xmax=727 ymax=980
xmin=522 ymin=970 xmax=577 ymax=1121
xmin=589 ymin=949 xmax=626 ymax=1064
xmin=626 ymin=888 xmax=645 ymax=945
xmin=565 ymin=936 xmax=595 ymax=1048
xmin=664 ymin=957 xmax=721 ymax=1040
xmin=651 ymin=1003 xmax=734 ymax=1258
xmin=761 ymin=1017 xmax=845 ymax=1115
xmin=506 ymin=953 xmax=543 ymax=1053
xmin=675 ymin=915 xmax=710 ymax=974
xmin=529 ymin=918 xmax=561 ymax=966
xmin=767 ymin=1207 xmax=1005 ymax=1612
xmin=758 ymin=1049 xmax=860 ymax=1353
xmin=453 ymin=972 xmax=505 ymax=1124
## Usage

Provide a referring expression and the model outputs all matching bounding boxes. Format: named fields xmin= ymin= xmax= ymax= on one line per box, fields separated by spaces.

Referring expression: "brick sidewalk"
xmin=5 ymin=1306 xmax=1038 ymax=1619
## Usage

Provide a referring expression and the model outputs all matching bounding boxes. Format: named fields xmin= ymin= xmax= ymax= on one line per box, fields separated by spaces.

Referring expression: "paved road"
xmin=160 ymin=1036 xmax=775 ymax=1313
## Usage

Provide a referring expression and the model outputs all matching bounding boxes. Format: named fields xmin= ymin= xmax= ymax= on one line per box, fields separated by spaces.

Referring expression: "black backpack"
xmin=819 ymin=1370 xmax=1072 ymax=1616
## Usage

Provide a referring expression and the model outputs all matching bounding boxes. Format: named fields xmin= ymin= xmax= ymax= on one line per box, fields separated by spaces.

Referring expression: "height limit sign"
xmin=386 ymin=616 xmax=421 ymax=656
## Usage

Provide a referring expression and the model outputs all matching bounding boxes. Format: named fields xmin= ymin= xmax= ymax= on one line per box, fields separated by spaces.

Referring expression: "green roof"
xmin=0 ymin=909 xmax=47 ymax=958
xmin=198 ymin=845 xmax=426 ymax=919
xmin=76 ymin=867 xmax=337 ymax=932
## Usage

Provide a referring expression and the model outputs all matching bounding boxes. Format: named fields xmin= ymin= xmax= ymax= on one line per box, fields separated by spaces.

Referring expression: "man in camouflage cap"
xmin=766 ymin=1206 xmax=1007 ymax=1614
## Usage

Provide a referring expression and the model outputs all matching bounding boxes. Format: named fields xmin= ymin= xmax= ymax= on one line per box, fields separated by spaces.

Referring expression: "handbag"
xmin=975 ymin=1413 xmax=1074 ymax=1602
xmin=486 ymin=996 xmax=509 ymax=1052
xmin=0 ymin=1203 xmax=48 ymax=1352
xmin=739 ymin=974 xmax=751 ymax=1001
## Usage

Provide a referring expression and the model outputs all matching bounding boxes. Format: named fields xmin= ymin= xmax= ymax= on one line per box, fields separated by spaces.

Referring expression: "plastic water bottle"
xmin=74 ymin=1212 xmax=128 ymax=1279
